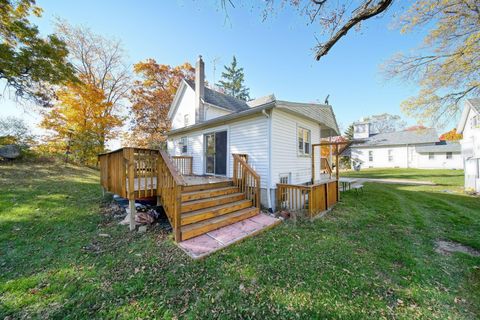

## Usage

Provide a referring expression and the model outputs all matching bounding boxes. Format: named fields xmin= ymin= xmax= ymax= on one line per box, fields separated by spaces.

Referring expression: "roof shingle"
xmin=351 ymin=128 xmax=439 ymax=147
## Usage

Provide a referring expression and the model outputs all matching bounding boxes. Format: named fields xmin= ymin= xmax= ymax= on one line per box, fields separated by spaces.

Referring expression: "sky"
xmin=1 ymin=0 xmax=455 ymax=140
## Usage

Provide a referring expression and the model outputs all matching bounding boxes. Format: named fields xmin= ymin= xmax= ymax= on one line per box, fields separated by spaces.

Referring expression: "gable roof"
xmin=167 ymin=99 xmax=340 ymax=136
xmin=415 ymin=141 xmax=461 ymax=153
xmin=351 ymin=128 xmax=439 ymax=147
xmin=457 ymin=98 xmax=480 ymax=133
xmin=184 ymin=79 xmax=250 ymax=113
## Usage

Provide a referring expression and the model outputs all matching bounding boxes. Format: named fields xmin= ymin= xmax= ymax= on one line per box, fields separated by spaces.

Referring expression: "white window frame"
xmin=368 ymin=150 xmax=373 ymax=162
xmin=297 ymin=126 xmax=311 ymax=156
xmin=279 ymin=173 xmax=291 ymax=184
xmin=388 ymin=149 xmax=393 ymax=162
xmin=180 ymin=136 xmax=188 ymax=154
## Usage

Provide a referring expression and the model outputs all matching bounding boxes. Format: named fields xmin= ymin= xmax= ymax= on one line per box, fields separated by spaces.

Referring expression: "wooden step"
xmin=181 ymin=193 xmax=245 ymax=213
xmin=181 ymin=207 xmax=259 ymax=240
xmin=182 ymin=181 xmax=233 ymax=193
xmin=181 ymin=199 xmax=253 ymax=225
xmin=181 ymin=186 xmax=238 ymax=202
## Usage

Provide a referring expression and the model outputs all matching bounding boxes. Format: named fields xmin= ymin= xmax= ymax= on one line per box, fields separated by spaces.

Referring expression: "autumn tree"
xmin=0 ymin=116 xmax=35 ymax=146
xmin=127 ymin=60 xmax=195 ymax=148
xmin=217 ymin=56 xmax=250 ymax=101
xmin=440 ymin=128 xmax=462 ymax=141
xmin=385 ymin=0 xmax=480 ymax=126
xmin=41 ymin=80 xmax=123 ymax=165
xmin=0 ymin=0 xmax=75 ymax=106
xmin=55 ymin=20 xmax=131 ymax=109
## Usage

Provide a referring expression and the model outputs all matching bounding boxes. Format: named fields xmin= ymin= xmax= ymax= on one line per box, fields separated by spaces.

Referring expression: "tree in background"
xmin=344 ymin=124 xmax=354 ymax=140
xmin=55 ymin=20 xmax=131 ymax=110
xmin=40 ymin=80 xmax=123 ymax=165
xmin=440 ymin=128 xmax=462 ymax=141
xmin=39 ymin=21 xmax=131 ymax=162
xmin=127 ymin=60 xmax=195 ymax=148
xmin=223 ymin=1 xmax=478 ymax=125
xmin=0 ymin=0 xmax=75 ymax=107
xmin=362 ymin=113 xmax=406 ymax=134
xmin=385 ymin=0 xmax=479 ymax=126
xmin=217 ymin=56 xmax=250 ymax=101
xmin=0 ymin=116 xmax=35 ymax=146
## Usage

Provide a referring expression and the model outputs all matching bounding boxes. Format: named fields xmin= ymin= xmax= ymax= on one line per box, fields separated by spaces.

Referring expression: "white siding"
xmin=205 ymin=105 xmax=231 ymax=120
xmin=351 ymin=145 xmax=463 ymax=169
xmin=171 ymin=86 xmax=196 ymax=130
xmin=168 ymin=114 xmax=269 ymax=188
xmin=460 ymin=108 xmax=480 ymax=191
xmin=270 ymin=109 xmax=322 ymax=187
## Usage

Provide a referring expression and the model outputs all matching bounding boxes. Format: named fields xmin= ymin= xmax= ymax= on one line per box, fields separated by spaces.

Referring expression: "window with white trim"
xmin=446 ymin=152 xmax=452 ymax=159
xmin=297 ymin=127 xmax=311 ymax=156
xmin=368 ymin=151 xmax=373 ymax=162
xmin=279 ymin=173 xmax=290 ymax=184
xmin=388 ymin=149 xmax=393 ymax=162
xmin=180 ymin=137 xmax=187 ymax=154
xmin=428 ymin=152 xmax=434 ymax=160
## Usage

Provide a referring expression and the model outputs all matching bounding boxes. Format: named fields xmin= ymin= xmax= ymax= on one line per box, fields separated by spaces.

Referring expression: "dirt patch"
xmin=435 ymin=240 xmax=480 ymax=257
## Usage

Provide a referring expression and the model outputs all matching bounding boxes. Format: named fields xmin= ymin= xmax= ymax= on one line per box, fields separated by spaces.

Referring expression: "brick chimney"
xmin=195 ymin=55 xmax=205 ymax=123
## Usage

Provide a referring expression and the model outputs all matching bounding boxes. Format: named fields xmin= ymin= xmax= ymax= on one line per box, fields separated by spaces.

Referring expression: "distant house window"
xmin=180 ymin=137 xmax=187 ymax=154
xmin=388 ymin=149 xmax=393 ymax=162
xmin=446 ymin=152 xmax=452 ymax=159
xmin=184 ymin=114 xmax=190 ymax=127
xmin=297 ymin=127 xmax=311 ymax=156
xmin=428 ymin=152 xmax=434 ymax=160
xmin=368 ymin=151 xmax=373 ymax=162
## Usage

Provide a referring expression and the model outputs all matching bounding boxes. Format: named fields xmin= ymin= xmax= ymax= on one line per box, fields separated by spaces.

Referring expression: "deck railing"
xmin=320 ymin=158 xmax=332 ymax=175
xmin=232 ymin=154 xmax=261 ymax=209
xmin=158 ymin=150 xmax=185 ymax=241
xmin=276 ymin=180 xmax=338 ymax=218
xmin=172 ymin=156 xmax=193 ymax=176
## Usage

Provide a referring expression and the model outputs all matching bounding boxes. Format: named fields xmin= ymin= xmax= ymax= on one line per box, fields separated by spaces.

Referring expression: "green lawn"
xmin=1 ymin=163 xmax=479 ymax=319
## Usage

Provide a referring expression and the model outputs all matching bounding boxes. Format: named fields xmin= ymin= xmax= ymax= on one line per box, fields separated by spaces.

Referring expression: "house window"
xmin=446 ymin=152 xmax=452 ymax=159
xmin=428 ymin=152 xmax=434 ymax=160
xmin=180 ymin=137 xmax=187 ymax=154
xmin=279 ymin=173 xmax=290 ymax=184
xmin=471 ymin=115 xmax=479 ymax=129
xmin=368 ymin=151 xmax=373 ymax=162
xmin=184 ymin=114 xmax=190 ymax=127
xmin=297 ymin=127 xmax=311 ymax=156
xmin=388 ymin=149 xmax=393 ymax=162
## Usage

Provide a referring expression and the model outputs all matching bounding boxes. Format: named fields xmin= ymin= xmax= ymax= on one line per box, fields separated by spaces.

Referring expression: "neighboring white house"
xmin=166 ymin=56 xmax=340 ymax=210
xmin=457 ymin=98 xmax=480 ymax=193
xmin=350 ymin=121 xmax=463 ymax=170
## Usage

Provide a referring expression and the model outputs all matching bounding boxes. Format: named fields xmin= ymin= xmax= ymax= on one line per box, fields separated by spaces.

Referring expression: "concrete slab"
xmin=177 ymin=213 xmax=281 ymax=259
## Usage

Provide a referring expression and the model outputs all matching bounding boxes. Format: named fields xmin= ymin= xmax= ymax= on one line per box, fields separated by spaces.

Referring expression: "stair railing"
xmin=232 ymin=154 xmax=261 ymax=209
xmin=158 ymin=150 xmax=185 ymax=242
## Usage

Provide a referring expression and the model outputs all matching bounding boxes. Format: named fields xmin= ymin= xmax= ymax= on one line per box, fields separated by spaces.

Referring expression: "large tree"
xmin=41 ymin=79 xmax=123 ymax=165
xmin=223 ymin=0 xmax=479 ymax=125
xmin=127 ymin=60 xmax=195 ymax=148
xmin=362 ymin=113 xmax=406 ymax=133
xmin=0 ymin=0 xmax=75 ymax=107
xmin=217 ymin=56 xmax=250 ymax=101
xmin=55 ymin=20 xmax=131 ymax=109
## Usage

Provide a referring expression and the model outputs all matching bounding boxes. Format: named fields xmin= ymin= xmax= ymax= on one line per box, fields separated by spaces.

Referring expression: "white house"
xmin=166 ymin=56 xmax=340 ymax=211
xmin=350 ymin=121 xmax=463 ymax=170
xmin=457 ymin=98 xmax=480 ymax=193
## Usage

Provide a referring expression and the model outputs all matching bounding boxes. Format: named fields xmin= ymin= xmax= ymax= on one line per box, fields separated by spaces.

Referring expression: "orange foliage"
xmin=127 ymin=59 xmax=195 ymax=148
xmin=40 ymin=80 xmax=123 ymax=164
xmin=439 ymin=128 xmax=462 ymax=141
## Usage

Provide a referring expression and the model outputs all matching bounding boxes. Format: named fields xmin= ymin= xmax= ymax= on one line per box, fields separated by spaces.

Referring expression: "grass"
xmin=1 ymin=163 xmax=479 ymax=319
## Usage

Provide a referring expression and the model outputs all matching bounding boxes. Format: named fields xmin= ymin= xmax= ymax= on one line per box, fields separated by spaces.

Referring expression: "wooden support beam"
xmin=129 ymin=199 xmax=136 ymax=232
xmin=312 ymin=145 xmax=315 ymax=183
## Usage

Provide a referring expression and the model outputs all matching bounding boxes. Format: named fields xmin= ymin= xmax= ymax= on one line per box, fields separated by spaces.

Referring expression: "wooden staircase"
xmin=179 ymin=181 xmax=259 ymax=240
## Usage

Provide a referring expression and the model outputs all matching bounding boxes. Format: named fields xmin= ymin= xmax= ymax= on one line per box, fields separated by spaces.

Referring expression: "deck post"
xmin=312 ymin=145 xmax=315 ymax=183
xmin=127 ymin=148 xmax=136 ymax=231
xmin=174 ymin=185 xmax=182 ymax=242
xmin=335 ymin=144 xmax=340 ymax=201
xmin=129 ymin=199 xmax=136 ymax=231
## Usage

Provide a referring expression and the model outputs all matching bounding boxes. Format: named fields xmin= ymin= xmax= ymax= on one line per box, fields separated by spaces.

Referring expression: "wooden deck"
xmin=98 ymin=148 xmax=262 ymax=242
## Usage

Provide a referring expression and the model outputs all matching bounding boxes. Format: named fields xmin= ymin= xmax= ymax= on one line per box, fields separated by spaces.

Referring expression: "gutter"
xmin=262 ymin=109 xmax=273 ymax=211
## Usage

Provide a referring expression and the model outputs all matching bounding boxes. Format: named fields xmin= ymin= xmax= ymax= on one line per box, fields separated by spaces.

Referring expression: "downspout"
xmin=262 ymin=109 xmax=273 ymax=211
